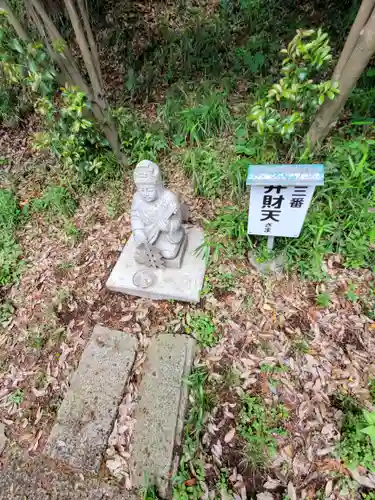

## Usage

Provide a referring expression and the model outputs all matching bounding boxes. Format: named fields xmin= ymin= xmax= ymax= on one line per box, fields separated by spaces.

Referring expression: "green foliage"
xmin=238 ymin=395 xmax=288 ymax=468
xmin=140 ymin=478 xmax=159 ymax=500
xmin=200 ymin=271 xmax=235 ymax=297
xmin=208 ymin=132 xmax=374 ymax=277
xmin=0 ymin=12 xmax=55 ymax=95
xmin=0 ymin=85 xmax=31 ymax=126
xmin=198 ymin=205 xmax=250 ymax=263
xmin=369 ymin=378 xmax=375 ymax=405
xmin=339 ymin=406 xmax=375 ymax=473
xmin=292 ymin=338 xmax=309 ymax=354
xmin=184 ymin=312 xmax=219 ymax=348
xmin=0 ymin=300 xmax=14 ymax=327
xmin=362 ymin=492 xmax=375 ymax=500
xmin=217 ymin=469 xmax=235 ymax=498
xmin=316 ymin=292 xmax=331 ymax=308
xmin=27 ymin=323 xmax=66 ymax=351
xmin=0 ymin=12 xmax=54 ymax=125
xmin=0 ymin=14 xmax=115 ymax=184
xmin=361 ymin=411 xmax=375 ymax=445
xmin=118 ymin=0 xmax=295 ymax=101
xmin=0 ymin=188 xmax=23 ymax=286
xmin=8 ymin=388 xmax=24 ymax=405
xmin=249 ymin=29 xmax=338 ymax=140
xmin=260 ymin=362 xmax=289 ymax=390
xmin=0 ymin=187 xmax=19 ymax=229
xmin=34 ymin=87 xmax=114 ymax=182
xmin=345 ymin=283 xmax=359 ymax=303
xmin=32 ymin=185 xmax=77 ymax=219
xmin=182 ymin=145 xmax=247 ymax=200
xmin=113 ymin=108 xmax=168 ymax=164
xmin=173 ymin=368 xmax=211 ymax=499
xmin=160 ymin=88 xmax=232 ymax=145
xmin=284 ymin=137 xmax=375 ymax=276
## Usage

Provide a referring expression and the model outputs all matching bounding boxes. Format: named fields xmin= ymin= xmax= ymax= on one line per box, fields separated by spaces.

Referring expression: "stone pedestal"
xmin=106 ymin=227 xmax=206 ymax=303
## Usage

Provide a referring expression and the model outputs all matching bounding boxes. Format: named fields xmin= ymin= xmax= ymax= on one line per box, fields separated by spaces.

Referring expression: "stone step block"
xmin=130 ymin=333 xmax=195 ymax=497
xmin=44 ymin=325 xmax=137 ymax=472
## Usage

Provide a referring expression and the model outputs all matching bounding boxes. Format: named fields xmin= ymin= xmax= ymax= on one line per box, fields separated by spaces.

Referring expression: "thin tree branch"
xmin=30 ymin=0 xmax=90 ymax=93
xmin=63 ymin=0 xmax=102 ymax=100
xmin=27 ymin=3 xmax=72 ymax=86
xmin=0 ymin=0 xmax=29 ymax=41
xmin=77 ymin=0 xmax=103 ymax=86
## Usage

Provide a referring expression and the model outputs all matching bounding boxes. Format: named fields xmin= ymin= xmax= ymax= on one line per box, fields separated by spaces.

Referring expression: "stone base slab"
xmin=106 ymin=226 xmax=206 ymax=302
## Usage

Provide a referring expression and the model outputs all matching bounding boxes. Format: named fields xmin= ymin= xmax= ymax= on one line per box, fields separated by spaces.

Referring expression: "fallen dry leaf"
xmin=224 ymin=428 xmax=235 ymax=443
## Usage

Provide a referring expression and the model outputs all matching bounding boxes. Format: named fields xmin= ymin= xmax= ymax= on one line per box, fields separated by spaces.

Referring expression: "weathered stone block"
xmin=44 ymin=325 xmax=137 ymax=472
xmin=130 ymin=334 xmax=195 ymax=497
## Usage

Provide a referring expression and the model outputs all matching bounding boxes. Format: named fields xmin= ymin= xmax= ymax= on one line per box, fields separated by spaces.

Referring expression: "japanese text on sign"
xmin=248 ymin=184 xmax=315 ymax=238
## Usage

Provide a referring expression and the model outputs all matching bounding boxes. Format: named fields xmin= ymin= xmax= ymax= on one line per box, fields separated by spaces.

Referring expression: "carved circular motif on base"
xmin=133 ymin=270 xmax=157 ymax=289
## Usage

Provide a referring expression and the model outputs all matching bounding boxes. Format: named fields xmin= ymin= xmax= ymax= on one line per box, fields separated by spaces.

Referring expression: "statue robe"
xmin=131 ymin=189 xmax=183 ymax=245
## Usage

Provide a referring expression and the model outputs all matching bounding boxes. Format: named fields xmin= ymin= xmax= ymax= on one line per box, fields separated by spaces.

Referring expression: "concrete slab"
xmin=106 ymin=226 xmax=206 ymax=303
xmin=130 ymin=334 xmax=195 ymax=498
xmin=44 ymin=325 xmax=137 ymax=473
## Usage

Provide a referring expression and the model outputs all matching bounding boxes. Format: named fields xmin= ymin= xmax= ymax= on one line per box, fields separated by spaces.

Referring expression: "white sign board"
xmin=246 ymin=164 xmax=324 ymax=239
xmin=248 ymin=184 xmax=315 ymax=237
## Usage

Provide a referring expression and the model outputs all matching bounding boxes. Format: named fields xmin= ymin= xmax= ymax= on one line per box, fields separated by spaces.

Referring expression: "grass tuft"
xmin=0 ymin=188 xmax=23 ymax=286
xmin=32 ymin=185 xmax=77 ymax=219
xmin=160 ymin=87 xmax=232 ymax=145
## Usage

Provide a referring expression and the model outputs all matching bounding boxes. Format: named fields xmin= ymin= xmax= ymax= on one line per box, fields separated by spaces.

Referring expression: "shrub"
xmin=33 ymin=87 xmax=114 ymax=182
xmin=248 ymin=29 xmax=339 ymax=141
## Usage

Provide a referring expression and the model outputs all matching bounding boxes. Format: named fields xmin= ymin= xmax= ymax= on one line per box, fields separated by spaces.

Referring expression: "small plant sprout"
xmin=238 ymin=395 xmax=288 ymax=469
xmin=345 ymin=282 xmax=359 ymax=302
xmin=8 ymin=389 xmax=24 ymax=405
xmin=292 ymin=338 xmax=310 ymax=354
xmin=316 ymin=291 xmax=331 ymax=308
xmin=184 ymin=312 xmax=220 ymax=348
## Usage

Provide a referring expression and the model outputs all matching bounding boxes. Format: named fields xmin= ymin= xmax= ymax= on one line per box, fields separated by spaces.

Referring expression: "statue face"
xmin=138 ymin=184 xmax=158 ymax=202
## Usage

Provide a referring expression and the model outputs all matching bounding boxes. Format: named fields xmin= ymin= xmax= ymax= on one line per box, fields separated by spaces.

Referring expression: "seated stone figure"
xmin=131 ymin=160 xmax=187 ymax=268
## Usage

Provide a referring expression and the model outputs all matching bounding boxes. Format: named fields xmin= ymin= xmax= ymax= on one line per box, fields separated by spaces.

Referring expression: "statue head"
xmin=134 ymin=160 xmax=163 ymax=203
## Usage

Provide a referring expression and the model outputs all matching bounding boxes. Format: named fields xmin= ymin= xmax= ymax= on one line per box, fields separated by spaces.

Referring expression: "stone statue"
xmin=131 ymin=160 xmax=188 ymax=269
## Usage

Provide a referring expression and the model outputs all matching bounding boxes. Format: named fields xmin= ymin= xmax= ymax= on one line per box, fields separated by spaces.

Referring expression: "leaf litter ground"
xmin=1 ymin=154 xmax=375 ymax=499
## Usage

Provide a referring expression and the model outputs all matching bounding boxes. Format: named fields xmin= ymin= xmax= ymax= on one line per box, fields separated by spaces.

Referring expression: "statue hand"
xmin=133 ymin=229 xmax=147 ymax=245
xmin=157 ymin=218 xmax=170 ymax=232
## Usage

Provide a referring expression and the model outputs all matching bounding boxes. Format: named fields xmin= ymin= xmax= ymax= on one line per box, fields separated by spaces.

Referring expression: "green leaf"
xmin=361 ymin=425 xmax=375 ymax=439
xmin=9 ymin=37 xmax=23 ymax=53
xmin=363 ymin=411 xmax=375 ymax=426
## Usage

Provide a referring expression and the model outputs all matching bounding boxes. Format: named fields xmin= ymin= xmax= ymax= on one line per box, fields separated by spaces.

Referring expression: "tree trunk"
xmin=333 ymin=0 xmax=375 ymax=80
xmin=308 ymin=6 xmax=375 ymax=146
xmin=91 ymin=102 xmax=126 ymax=165
xmin=0 ymin=0 xmax=29 ymax=41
